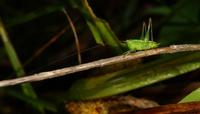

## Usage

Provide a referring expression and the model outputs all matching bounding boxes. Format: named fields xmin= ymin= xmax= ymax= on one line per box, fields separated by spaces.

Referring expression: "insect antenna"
xmin=144 ymin=18 xmax=151 ymax=41
xmin=141 ymin=21 xmax=147 ymax=40
xmin=149 ymin=18 xmax=153 ymax=41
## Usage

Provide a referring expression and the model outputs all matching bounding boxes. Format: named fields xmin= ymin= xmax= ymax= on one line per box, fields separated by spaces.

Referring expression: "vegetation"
xmin=0 ymin=0 xmax=200 ymax=113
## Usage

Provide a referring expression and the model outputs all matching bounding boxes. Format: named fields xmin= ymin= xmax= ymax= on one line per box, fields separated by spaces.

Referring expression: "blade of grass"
xmin=0 ymin=18 xmax=36 ymax=96
xmin=86 ymin=20 xmax=104 ymax=45
xmin=0 ymin=18 xmax=45 ymax=113
xmin=70 ymin=0 xmax=124 ymax=54
xmin=7 ymin=90 xmax=57 ymax=112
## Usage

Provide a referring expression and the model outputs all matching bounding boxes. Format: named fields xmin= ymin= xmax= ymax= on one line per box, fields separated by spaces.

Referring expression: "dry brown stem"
xmin=0 ymin=44 xmax=200 ymax=87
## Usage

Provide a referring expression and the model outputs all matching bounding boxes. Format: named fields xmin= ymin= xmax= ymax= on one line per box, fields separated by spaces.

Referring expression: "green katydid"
xmin=125 ymin=18 xmax=159 ymax=51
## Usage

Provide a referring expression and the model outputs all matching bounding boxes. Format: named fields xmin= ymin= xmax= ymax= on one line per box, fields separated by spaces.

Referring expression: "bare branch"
xmin=0 ymin=44 xmax=200 ymax=87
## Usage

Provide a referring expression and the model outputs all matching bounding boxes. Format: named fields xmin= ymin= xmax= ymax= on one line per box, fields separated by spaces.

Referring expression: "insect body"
xmin=125 ymin=18 xmax=159 ymax=51
xmin=126 ymin=39 xmax=158 ymax=51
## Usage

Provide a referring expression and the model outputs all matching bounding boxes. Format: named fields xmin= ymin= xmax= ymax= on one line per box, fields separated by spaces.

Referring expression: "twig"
xmin=0 ymin=44 xmax=200 ymax=87
xmin=63 ymin=8 xmax=82 ymax=64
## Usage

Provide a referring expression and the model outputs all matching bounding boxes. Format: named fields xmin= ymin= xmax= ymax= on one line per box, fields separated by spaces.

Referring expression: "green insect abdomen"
xmin=126 ymin=40 xmax=159 ymax=51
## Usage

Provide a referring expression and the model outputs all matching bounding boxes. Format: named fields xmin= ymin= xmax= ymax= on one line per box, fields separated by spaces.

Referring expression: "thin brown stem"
xmin=63 ymin=8 xmax=82 ymax=64
xmin=0 ymin=44 xmax=200 ymax=87
xmin=24 ymin=27 xmax=68 ymax=66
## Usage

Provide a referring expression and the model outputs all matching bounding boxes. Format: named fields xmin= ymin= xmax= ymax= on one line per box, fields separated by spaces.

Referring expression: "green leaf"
xmin=86 ymin=20 xmax=104 ymax=45
xmin=93 ymin=18 xmax=124 ymax=54
xmin=66 ymin=53 xmax=200 ymax=100
xmin=0 ymin=18 xmax=37 ymax=96
xmin=70 ymin=0 xmax=124 ymax=54
xmin=179 ymin=87 xmax=200 ymax=103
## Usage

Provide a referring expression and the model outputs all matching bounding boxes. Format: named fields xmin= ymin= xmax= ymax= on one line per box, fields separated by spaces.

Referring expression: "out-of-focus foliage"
xmin=158 ymin=0 xmax=200 ymax=45
xmin=0 ymin=18 xmax=46 ymax=113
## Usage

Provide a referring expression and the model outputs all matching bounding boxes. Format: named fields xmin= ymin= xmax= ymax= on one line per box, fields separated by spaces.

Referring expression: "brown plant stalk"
xmin=0 ymin=44 xmax=200 ymax=87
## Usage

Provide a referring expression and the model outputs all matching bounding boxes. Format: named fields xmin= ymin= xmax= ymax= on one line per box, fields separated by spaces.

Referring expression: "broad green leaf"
xmin=179 ymin=87 xmax=200 ymax=103
xmin=66 ymin=52 xmax=200 ymax=100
